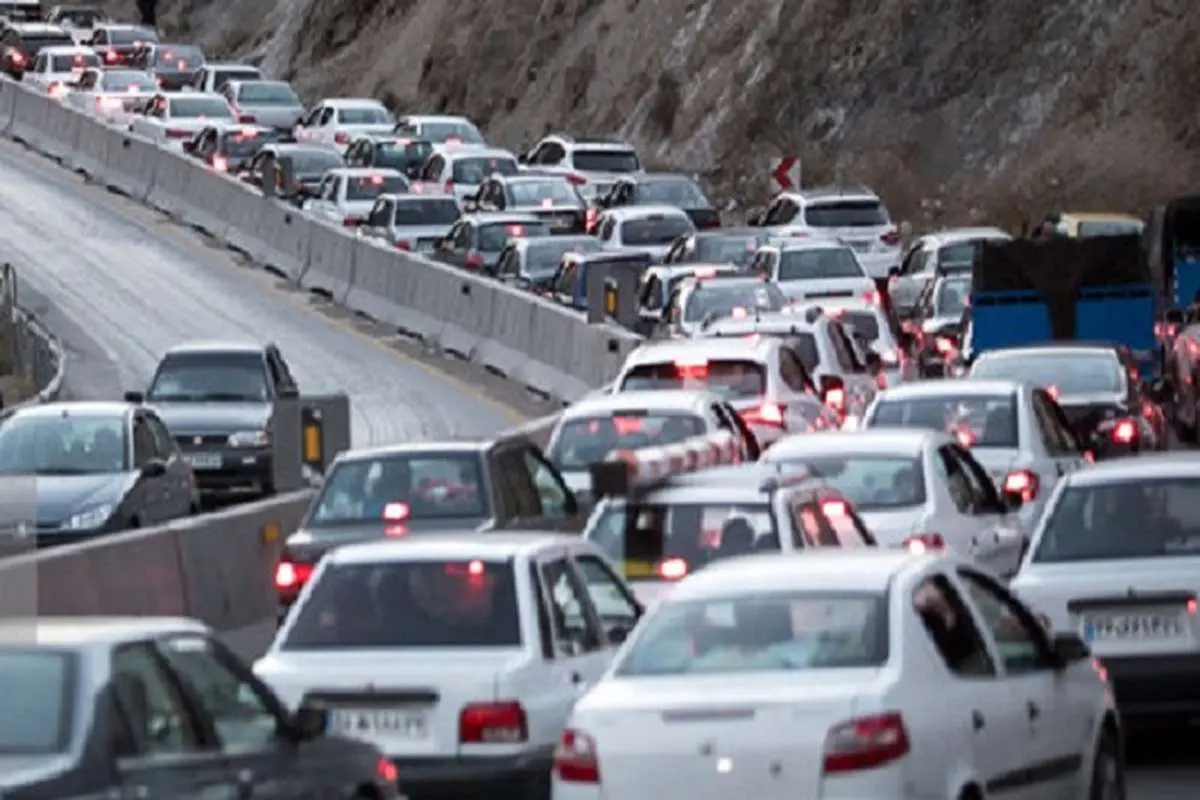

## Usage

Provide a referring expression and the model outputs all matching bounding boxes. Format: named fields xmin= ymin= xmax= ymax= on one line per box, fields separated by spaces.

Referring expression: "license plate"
xmin=1082 ymin=612 xmax=1188 ymax=643
xmin=553 ymin=216 xmax=575 ymax=229
xmin=183 ymin=453 xmax=222 ymax=470
xmin=329 ymin=708 xmax=429 ymax=740
xmin=416 ymin=239 xmax=437 ymax=252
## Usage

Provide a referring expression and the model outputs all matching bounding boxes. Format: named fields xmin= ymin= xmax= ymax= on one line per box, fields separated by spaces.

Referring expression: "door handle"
xmin=1027 ymin=701 xmax=1040 ymax=721
xmin=971 ymin=710 xmax=985 ymax=731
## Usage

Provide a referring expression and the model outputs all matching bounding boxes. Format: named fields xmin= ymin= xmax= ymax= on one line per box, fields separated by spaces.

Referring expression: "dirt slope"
xmin=111 ymin=0 xmax=1200 ymax=228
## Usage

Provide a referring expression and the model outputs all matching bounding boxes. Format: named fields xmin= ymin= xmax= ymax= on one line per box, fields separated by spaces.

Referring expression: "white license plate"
xmin=329 ymin=708 xmax=429 ymax=740
xmin=1082 ymin=612 xmax=1188 ymax=643
xmin=183 ymin=453 xmax=222 ymax=470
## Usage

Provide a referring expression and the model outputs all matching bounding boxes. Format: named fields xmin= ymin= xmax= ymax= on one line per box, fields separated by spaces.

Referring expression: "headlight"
xmin=228 ymin=430 xmax=270 ymax=447
xmin=64 ymin=504 xmax=114 ymax=531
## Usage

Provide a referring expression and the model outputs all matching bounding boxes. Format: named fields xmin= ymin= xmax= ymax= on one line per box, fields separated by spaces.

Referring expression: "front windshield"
xmin=694 ymin=234 xmax=763 ymax=267
xmin=146 ymin=352 xmax=268 ymax=402
xmin=548 ymin=412 xmax=705 ymax=470
xmin=508 ymin=179 xmax=579 ymax=206
xmin=620 ymin=359 xmax=766 ymax=399
xmin=934 ymin=278 xmax=970 ymax=315
xmin=153 ymin=45 xmax=203 ymax=69
xmin=0 ymin=414 xmax=128 ymax=475
xmin=777 ymin=248 xmax=863 ymax=281
xmin=766 ymin=455 xmax=925 ymax=511
xmin=683 ymin=282 xmax=785 ymax=322
xmin=1033 ymin=478 xmax=1200 ymax=562
xmin=970 ymin=352 xmax=1123 ymax=395
xmin=337 ymin=106 xmax=392 ymax=125
xmin=615 ymin=591 xmax=886 ymax=675
xmin=620 ymin=216 xmax=694 ymax=246
xmin=308 ymin=453 xmax=487 ymax=524
xmin=0 ymin=650 xmax=75 ymax=753
xmin=169 ymin=97 xmax=232 ymax=119
xmin=589 ymin=501 xmax=778 ymax=582
xmin=638 ymin=178 xmax=710 ymax=207
xmin=867 ymin=394 xmax=1018 ymax=448
xmin=236 ymin=82 xmax=299 ymax=105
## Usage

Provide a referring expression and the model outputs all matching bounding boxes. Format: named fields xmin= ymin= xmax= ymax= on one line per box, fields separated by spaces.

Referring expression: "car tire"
xmin=1088 ymin=728 xmax=1126 ymax=800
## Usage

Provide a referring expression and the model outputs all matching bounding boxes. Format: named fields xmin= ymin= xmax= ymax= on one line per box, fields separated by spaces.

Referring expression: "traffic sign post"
xmin=770 ymin=156 xmax=801 ymax=192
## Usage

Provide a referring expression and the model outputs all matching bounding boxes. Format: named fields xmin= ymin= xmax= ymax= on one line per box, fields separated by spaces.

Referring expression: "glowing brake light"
xmin=507 ymin=225 xmax=526 ymax=237
xmin=693 ymin=267 xmax=717 ymax=278
xmin=541 ymin=198 xmax=554 ymax=208
xmin=825 ymin=387 xmax=845 ymax=410
xmin=862 ymin=290 xmax=879 ymax=304
xmin=368 ymin=174 xmax=384 ymax=185
xmin=104 ymin=50 xmax=117 ymax=62
xmin=274 ymin=560 xmax=313 ymax=590
xmin=934 ymin=336 xmax=956 ymax=356
xmin=1045 ymin=385 xmax=1059 ymax=400
xmin=565 ymin=173 xmax=587 ymax=186
xmin=742 ymin=402 xmax=784 ymax=427
xmin=822 ymin=712 xmax=910 ymax=774
xmin=730 ymin=306 xmax=748 ymax=319
xmin=1002 ymin=469 xmax=1039 ymax=502
xmin=1111 ymin=419 xmax=1137 ymax=443
xmin=657 ymin=558 xmax=689 ymax=580
xmin=334 ymin=131 xmax=350 ymax=145
xmin=880 ymin=228 xmax=902 ymax=246
xmin=821 ymin=499 xmax=849 ymax=518
xmin=902 ymin=533 xmax=945 ymax=553
xmin=211 ymin=155 xmax=228 ymax=172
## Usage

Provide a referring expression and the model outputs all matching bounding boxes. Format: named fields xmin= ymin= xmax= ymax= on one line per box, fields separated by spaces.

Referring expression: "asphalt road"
xmin=0 ymin=136 xmax=524 ymax=445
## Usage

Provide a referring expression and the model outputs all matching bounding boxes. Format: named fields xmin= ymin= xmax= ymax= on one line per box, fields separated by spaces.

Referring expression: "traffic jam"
xmin=0 ymin=1 xmax=1199 ymax=798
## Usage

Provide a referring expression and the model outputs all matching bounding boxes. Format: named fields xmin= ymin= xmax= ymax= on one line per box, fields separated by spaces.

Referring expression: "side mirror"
xmin=140 ymin=459 xmax=167 ymax=479
xmin=288 ymin=703 xmax=327 ymax=741
xmin=277 ymin=385 xmax=299 ymax=399
xmin=123 ymin=390 xmax=144 ymax=403
xmin=1050 ymin=632 xmax=1090 ymax=667
xmin=888 ymin=265 xmax=901 ymax=278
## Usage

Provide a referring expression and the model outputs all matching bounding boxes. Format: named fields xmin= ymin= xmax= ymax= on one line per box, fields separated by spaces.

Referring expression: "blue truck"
xmin=1146 ymin=195 xmax=1200 ymax=315
xmin=967 ymin=234 xmax=1160 ymax=379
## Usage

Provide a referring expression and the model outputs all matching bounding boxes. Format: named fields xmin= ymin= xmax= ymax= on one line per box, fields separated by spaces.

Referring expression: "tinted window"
xmin=636 ymin=178 xmax=709 ymax=207
xmin=573 ymin=148 xmax=640 ymax=173
xmin=289 ymin=150 xmax=344 ymax=176
xmin=620 ymin=216 xmax=694 ymax=246
xmin=588 ymin=501 xmax=778 ymax=581
xmin=374 ymin=139 xmax=432 ymax=169
xmin=937 ymin=243 xmax=984 ymax=271
xmin=1033 ymin=478 xmax=1200 ymax=562
xmin=621 ymin=359 xmax=767 ymax=399
xmin=867 ymin=394 xmax=1018 ymax=447
xmin=0 ymin=3 xmax=41 ymax=20
xmin=525 ymin=237 xmax=602 ymax=278
xmin=147 ymin=352 xmax=268 ymax=402
xmin=19 ymin=35 xmax=73 ymax=52
xmin=777 ymin=248 xmax=864 ymax=280
xmin=283 ymin=560 xmax=521 ymax=649
xmin=0 ymin=650 xmax=74 ymax=753
xmin=50 ymin=52 xmax=99 ymax=71
xmin=152 ymin=45 xmax=204 ymax=68
xmin=549 ymin=412 xmax=705 ymax=470
xmin=402 ymin=120 xmax=483 ymax=144
xmin=308 ymin=453 xmax=487 ymax=523
xmin=336 ymin=106 xmax=391 ymax=125
xmin=56 ymin=9 xmax=103 ymax=25
xmin=1077 ymin=220 xmax=1143 ymax=238
xmin=615 ymin=591 xmax=886 ymax=675
xmin=803 ymin=201 xmax=888 ymax=227
xmin=970 ymin=352 xmax=1123 ymax=395
xmin=220 ymin=127 xmax=285 ymax=156
xmin=507 ymin=179 xmax=579 ymax=206
xmin=392 ymin=198 xmax=460 ymax=226
xmin=477 ymin=221 xmax=551 ymax=251
xmin=682 ymin=282 xmax=785 ymax=322
xmin=108 ymin=27 xmax=157 ymax=45
xmin=169 ymin=97 xmax=232 ymax=118
xmin=212 ymin=68 xmax=260 ymax=88
xmin=791 ymin=333 xmax=820 ymax=371
xmin=934 ymin=277 xmax=970 ymax=315
xmin=451 ymin=155 xmax=518 ymax=184
xmin=99 ymin=69 xmax=156 ymax=91
xmin=0 ymin=413 xmax=128 ymax=475
xmin=345 ymin=174 xmax=409 ymax=201
xmin=835 ymin=310 xmax=879 ymax=341
xmin=236 ymin=82 xmax=299 ymax=104
xmin=694 ymin=233 xmax=764 ymax=267
xmin=768 ymin=455 xmax=924 ymax=511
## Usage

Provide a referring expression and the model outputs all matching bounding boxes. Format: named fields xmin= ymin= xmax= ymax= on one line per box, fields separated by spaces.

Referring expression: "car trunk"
xmin=778 ymin=277 xmax=873 ymax=303
xmin=237 ymin=104 xmax=303 ymax=129
xmin=1056 ymin=393 xmax=1126 ymax=441
xmin=339 ymin=123 xmax=396 ymax=140
xmin=857 ymin=507 xmax=926 ymax=548
xmin=966 ymin=448 xmax=1020 ymax=486
xmin=586 ymin=673 xmax=866 ymax=800
xmin=154 ymin=69 xmax=196 ymax=90
xmin=394 ymin=224 xmax=454 ymax=252
xmin=525 ymin=207 xmax=585 ymax=234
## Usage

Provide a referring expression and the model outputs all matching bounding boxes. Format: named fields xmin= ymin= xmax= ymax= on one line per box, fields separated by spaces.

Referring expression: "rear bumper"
xmin=390 ymin=749 xmax=553 ymax=800
xmin=1101 ymin=653 xmax=1200 ymax=722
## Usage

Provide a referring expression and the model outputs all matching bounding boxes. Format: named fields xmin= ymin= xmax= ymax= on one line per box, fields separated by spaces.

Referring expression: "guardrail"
xmin=0 ymin=79 xmax=644 ymax=404
xmin=0 ymin=262 xmax=67 ymax=409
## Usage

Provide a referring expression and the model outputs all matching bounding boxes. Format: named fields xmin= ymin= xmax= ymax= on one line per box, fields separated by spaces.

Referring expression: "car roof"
xmin=400 ymin=114 xmax=474 ymax=124
xmin=0 ymin=616 xmax=207 ymax=646
xmin=14 ymin=400 xmax=134 ymax=419
xmin=329 ymin=533 xmax=578 ymax=565
xmin=1064 ymin=453 xmax=1200 ymax=486
xmin=669 ymin=549 xmax=934 ymax=599
xmin=922 ymin=227 xmax=1011 ymax=246
xmin=443 ymin=147 xmax=515 ymax=161
xmin=164 ymin=340 xmax=265 ymax=356
xmin=625 ymin=336 xmax=776 ymax=364
xmin=514 ymin=235 xmax=596 ymax=251
xmin=462 ymin=212 xmax=544 ymax=225
xmin=974 ymin=343 xmax=1121 ymax=359
xmin=603 ymin=205 xmax=690 ymax=220
xmin=877 ymin=379 xmax=1024 ymax=399
xmin=561 ymin=389 xmax=715 ymax=418
xmin=326 ymin=167 xmax=404 ymax=178
xmin=772 ymin=237 xmax=853 ymax=252
xmin=321 ymin=97 xmax=388 ymax=108
xmin=767 ymin=428 xmax=944 ymax=460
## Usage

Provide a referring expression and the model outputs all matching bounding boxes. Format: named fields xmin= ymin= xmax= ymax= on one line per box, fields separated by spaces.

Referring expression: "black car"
xmin=465 ymin=174 xmax=590 ymax=234
xmin=128 ymin=42 xmax=205 ymax=90
xmin=126 ymin=341 xmax=299 ymax=498
xmin=494 ymin=234 xmax=604 ymax=291
xmin=0 ymin=401 xmax=198 ymax=550
xmin=238 ymin=144 xmax=344 ymax=204
xmin=0 ymin=618 xmax=400 ymax=799
xmin=274 ymin=437 xmax=582 ymax=613
xmin=597 ymin=172 xmax=720 ymax=229
xmin=183 ymin=123 xmax=290 ymax=173
xmin=344 ymin=134 xmax=433 ymax=180
xmin=0 ymin=22 xmax=71 ymax=78
xmin=433 ymin=212 xmax=552 ymax=273
xmin=661 ymin=227 xmax=772 ymax=269
xmin=86 ymin=23 xmax=157 ymax=65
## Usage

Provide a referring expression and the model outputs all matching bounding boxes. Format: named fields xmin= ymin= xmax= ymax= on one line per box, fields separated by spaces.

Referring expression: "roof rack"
xmin=589 ymin=431 xmax=742 ymax=498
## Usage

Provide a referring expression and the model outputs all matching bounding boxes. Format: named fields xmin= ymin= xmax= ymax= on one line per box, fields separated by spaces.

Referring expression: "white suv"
xmin=755 ymin=186 xmax=901 ymax=279
xmin=519 ymin=134 xmax=642 ymax=202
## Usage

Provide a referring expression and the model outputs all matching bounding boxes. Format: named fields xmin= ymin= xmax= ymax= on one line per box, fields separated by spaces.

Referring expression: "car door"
xmin=569 ymin=549 xmax=643 ymax=646
xmin=131 ymin=413 xmax=169 ymax=525
xmin=932 ymin=444 xmax=995 ymax=566
xmin=145 ymin=410 xmax=195 ymax=518
xmin=827 ymin=321 xmax=877 ymax=416
xmin=536 ymin=551 xmax=611 ymax=689
xmin=108 ymin=642 xmax=239 ymax=799
xmin=947 ymin=444 xmax=1024 ymax=577
xmin=520 ymin=444 xmax=581 ymax=530
xmin=954 ymin=568 xmax=1090 ymax=799
xmin=1030 ymin=390 xmax=1080 ymax=494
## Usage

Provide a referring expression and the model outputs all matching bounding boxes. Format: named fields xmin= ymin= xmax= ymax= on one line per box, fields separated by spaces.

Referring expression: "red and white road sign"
xmin=770 ymin=156 xmax=801 ymax=192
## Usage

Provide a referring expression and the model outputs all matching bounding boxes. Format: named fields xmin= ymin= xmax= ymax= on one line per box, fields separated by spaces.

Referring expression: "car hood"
xmin=36 ymin=473 xmax=134 ymax=524
xmin=0 ymin=754 xmax=77 ymax=790
xmin=147 ymin=401 xmax=271 ymax=434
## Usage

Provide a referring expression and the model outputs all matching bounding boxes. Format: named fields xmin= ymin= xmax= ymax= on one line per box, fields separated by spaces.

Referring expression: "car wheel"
xmin=1088 ymin=728 xmax=1126 ymax=800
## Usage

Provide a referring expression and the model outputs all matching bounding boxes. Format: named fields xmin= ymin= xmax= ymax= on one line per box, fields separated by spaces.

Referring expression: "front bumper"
xmin=181 ymin=447 xmax=273 ymax=495
xmin=1101 ymin=653 xmax=1200 ymax=722
xmin=389 ymin=749 xmax=553 ymax=800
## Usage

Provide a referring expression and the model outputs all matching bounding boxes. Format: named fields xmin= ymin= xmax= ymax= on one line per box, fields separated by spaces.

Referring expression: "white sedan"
xmin=63 ymin=67 xmax=157 ymax=124
xmin=763 ymin=429 xmax=1027 ymax=578
xmin=129 ymin=92 xmax=237 ymax=146
xmin=23 ymin=45 xmax=99 ymax=97
xmin=301 ymin=167 xmax=410 ymax=226
xmin=554 ymin=549 xmax=1122 ymax=800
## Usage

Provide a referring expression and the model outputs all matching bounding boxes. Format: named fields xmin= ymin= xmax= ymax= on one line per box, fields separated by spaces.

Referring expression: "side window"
xmin=597 ymin=218 xmax=615 ymax=241
xmin=523 ymin=447 xmax=571 ymax=517
xmin=830 ymin=323 xmax=865 ymax=371
xmin=554 ymin=261 xmax=576 ymax=296
xmin=157 ymin=635 xmax=282 ymax=750
xmin=543 ymin=143 xmax=565 ymax=164
xmin=1031 ymin=392 xmax=1068 ymax=455
xmin=935 ymin=446 xmax=973 ymax=513
xmin=794 ymin=501 xmax=836 ymax=547
xmin=820 ymin=500 xmax=875 ymax=547
xmin=421 ymin=156 xmax=443 ymax=181
xmin=826 ymin=327 xmax=857 ymax=372
xmin=899 ymin=244 xmax=923 ymax=275
xmin=132 ymin=417 xmax=156 ymax=465
xmin=110 ymin=643 xmax=202 ymax=756
xmin=1045 ymin=398 xmax=1083 ymax=454
xmin=761 ymin=199 xmax=788 ymax=226
xmin=528 ymin=564 xmax=555 ymax=660
xmin=453 ymin=222 xmax=474 ymax=249
xmin=571 ymin=554 xmax=640 ymax=629
xmin=950 ymin=445 xmax=1004 ymax=513
xmin=494 ymin=446 xmax=541 ymax=518
xmin=956 ymin=569 xmax=1053 ymax=674
xmin=912 ymin=575 xmax=995 ymax=677
xmin=319 ymin=107 xmax=335 ymax=126
xmin=540 ymin=557 xmax=603 ymax=654
xmin=778 ymin=347 xmax=814 ymax=393
xmin=145 ymin=414 xmax=177 ymax=460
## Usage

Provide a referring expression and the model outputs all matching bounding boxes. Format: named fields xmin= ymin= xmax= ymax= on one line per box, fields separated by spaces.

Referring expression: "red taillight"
xmin=274 ymin=560 xmax=313 ymax=590
xmin=342 ymin=217 xmax=358 ymax=227
xmin=565 ymin=173 xmax=587 ymax=186
xmin=444 ymin=179 xmax=454 ymax=194
xmin=238 ymin=113 xmax=256 ymax=123
xmin=458 ymin=701 xmax=527 ymax=744
xmin=104 ymin=50 xmax=118 ymax=63
xmin=657 ymin=557 xmax=689 ymax=580
xmin=902 ymin=533 xmax=945 ymax=553
xmin=1111 ymin=418 xmax=1137 ymax=443
xmin=825 ymin=387 xmax=845 ymax=410
xmin=934 ymin=336 xmax=957 ymax=356
xmin=376 ymin=757 xmax=398 ymax=783
xmin=1002 ymin=469 xmax=1039 ymax=502
xmin=211 ymin=155 xmax=228 ymax=172
xmin=742 ymin=402 xmax=785 ymax=427
xmin=585 ymin=207 xmax=599 ymax=233
xmin=464 ymin=251 xmax=484 ymax=269
xmin=880 ymin=229 xmax=901 ymax=246
xmin=395 ymin=240 xmax=411 ymax=251
xmin=334 ymin=131 xmax=350 ymax=145
xmin=1045 ymin=384 xmax=1059 ymax=400
xmin=166 ymin=128 xmax=191 ymax=138
xmin=822 ymin=712 xmax=910 ymax=774
xmin=554 ymin=728 xmax=601 ymax=783
xmin=862 ymin=290 xmax=880 ymax=305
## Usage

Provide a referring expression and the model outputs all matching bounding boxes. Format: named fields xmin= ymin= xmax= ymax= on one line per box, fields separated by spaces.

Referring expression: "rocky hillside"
xmin=110 ymin=0 xmax=1200 ymax=228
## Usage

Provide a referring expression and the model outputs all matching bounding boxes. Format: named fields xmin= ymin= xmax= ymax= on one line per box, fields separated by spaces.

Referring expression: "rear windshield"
xmin=525 ymin=237 xmax=602 ymax=278
xmin=147 ymin=351 xmax=267 ymax=402
xmin=683 ymin=282 xmax=785 ymax=322
xmin=375 ymin=140 xmax=432 ymax=169
xmin=769 ymin=454 xmax=925 ymax=511
xmin=694 ymin=234 xmax=763 ymax=267
xmin=934 ymin=278 xmax=970 ymax=315
xmin=938 ymin=243 xmax=982 ymax=271
xmin=620 ymin=216 xmax=694 ymax=246
xmin=0 ymin=3 xmax=42 ymax=21
xmin=478 ymin=221 xmax=551 ymax=251
xmin=615 ymin=591 xmax=887 ymax=675
xmin=835 ymin=310 xmax=879 ymax=342
xmin=970 ymin=352 xmax=1123 ymax=395
xmin=55 ymin=9 xmax=103 ymax=26
xmin=346 ymin=174 xmax=409 ymax=201
xmin=153 ymin=45 xmax=203 ymax=68
xmin=637 ymin=178 xmax=710 ymax=207
xmin=213 ymin=68 xmax=260 ymax=89
xmin=220 ymin=128 xmax=285 ymax=156
xmin=99 ymin=70 xmax=156 ymax=91
xmin=549 ymin=412 xmax=706 ymax=470
xmin=867 ymin=394 xmax=1018 ymax=448
xmin=19 ymin=35 xmax=73 ymax=52
xmin=169 ymin=97 xmax=232 ymax=118
xmin=588 ymin=501 xmax=779 ymax=582
xmin=620 ymin=359 xmax=767 ymax=399
xmin=0 ymin=650 xmax=75 ymax=753
xmin=508 ymin=179 xmax=579 ymax=206
xmin=804 ymin=201 xmax=888 ymax=228
xmin=393 ymin=198 xmax=460 ymax=226
xmin=452 ymin=155 xmax=518 ymax=184
xmin=1077 ymin=220 xmax=1143 ymax=238
xmin=336 ymin=106 xmax=391 ymax=125
xmin=282 ymin=560 xmax=520 ymax=649
xmin=236 ymin=82 xmax=298 ymax=105
xmin=50 ymin=52 xmax=99 ymax=71
xmin=573 ymin=148 xmax=640 ymax=173
xmin=308 ymin=453 xmax=488 ymax=524
xmin=400 ymin=120 xmax=484 ymax=145
xmin=1033 ymin=478 xmax=1200 ymax=563
xmin=792 ymin=333 xmax=820 ymax=371
xmin=108 ymin=27 xmax=156 ymax=45
xmin=778 ymin=248 xmax=863 ymax=281
xmin=288 ymin=151 xmax=343 ymax=175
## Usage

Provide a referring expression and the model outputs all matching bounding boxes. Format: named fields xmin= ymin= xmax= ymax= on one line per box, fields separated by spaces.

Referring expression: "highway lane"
xmin=0 ymin=136 xmax=523 ymax=444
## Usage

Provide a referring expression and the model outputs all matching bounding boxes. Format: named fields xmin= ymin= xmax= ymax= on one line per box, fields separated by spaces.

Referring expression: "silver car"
xmin=220 ymin=79 xmax=304 ymax=130
xmin=593 ymin=205 xmax=696 ymax=261
xmin=359 ymin=193 xmax=462 ymax=254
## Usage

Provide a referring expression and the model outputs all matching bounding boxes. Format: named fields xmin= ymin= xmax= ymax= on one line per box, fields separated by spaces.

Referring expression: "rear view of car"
xmin=228 ymin=80 xmax=305 ymax=130
xmin=388 ymin=196 xmax=461 ymax=253
xmin=508 ymin=177 xmax=588 ymax=234
xmin=791 ymin=192 xmax=900 ymax=279
xmin=2 ymin=24 xmax=72 ymax=78
xmin=149 ymin=44 xmax=204 ymax=90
